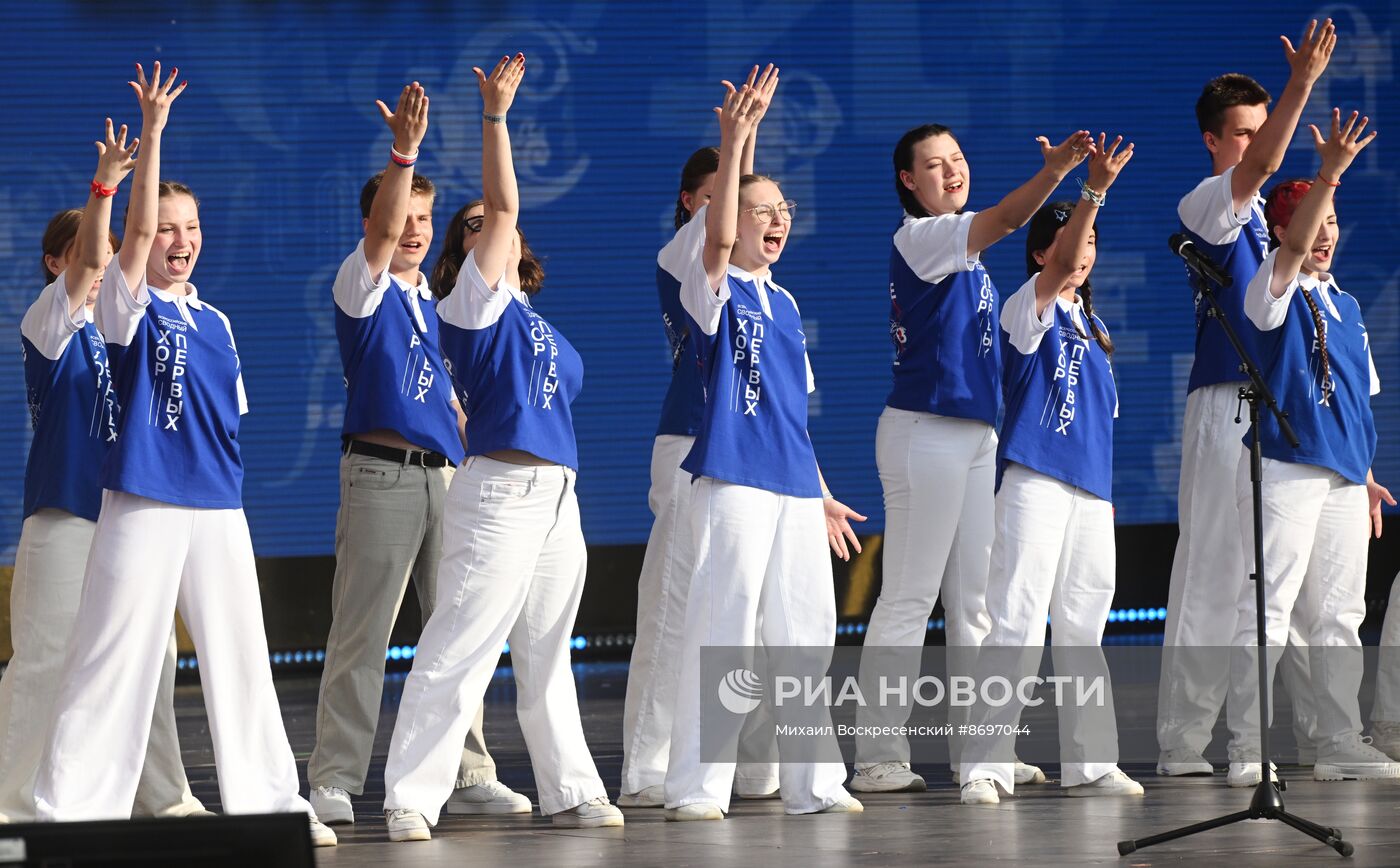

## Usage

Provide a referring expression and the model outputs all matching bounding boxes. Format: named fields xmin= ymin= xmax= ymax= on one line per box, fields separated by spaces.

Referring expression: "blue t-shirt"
xmin=97 ymin=269 xmax=248 ymax=509
xmin=1177 ymin=167 xmax=1271 ymax=393
xmin=332 ymin=241 xmax=464 ymax=463
xmin=885 ymin=212 xmax=1001 ymax=426
xmin=673 ymin=207 xmax=820 ymax=498
xmin=1243 ymin=250 xmax=1379 ymax=485
xmin=438 ymin=250 xmax=584 ymax=470
xmin=997 ymin=275 xmax=1117 ymax=502
xmin=19 ymin=275 xmax=119 ymax=521
xmin=654 ymin=222 xmax=706 ymax=437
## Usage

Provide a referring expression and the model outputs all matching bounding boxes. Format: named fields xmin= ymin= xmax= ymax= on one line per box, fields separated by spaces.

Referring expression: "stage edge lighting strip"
xmin=170 ymin=608 xmax=1168 ymax=669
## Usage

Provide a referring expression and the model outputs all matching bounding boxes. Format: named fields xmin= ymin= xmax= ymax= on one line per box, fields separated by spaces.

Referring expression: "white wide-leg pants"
xmin=856 ymin=408 xmax=996 ymax=766
xmin=0 ymin=509 xmax=200 ymax=821
xmin=1226 ymin=454 xmax=1369 ymax=759
xmin=1158 ymin=383 xmax=1318 ymax=756
xmin=664 ymin=478 xmax=850 ymax=814
xmin=620 ymin=435 xmax=777 ymax=796
xmin=33 ymin=491 xmax=311 ymax=821
xmin=962 ymin=464 xmax=1122 ymax=792
xmin=1374 ymin=573 xmax=1400 ymax=723
xmin=383 ymin=457 xmax=607 ymax=824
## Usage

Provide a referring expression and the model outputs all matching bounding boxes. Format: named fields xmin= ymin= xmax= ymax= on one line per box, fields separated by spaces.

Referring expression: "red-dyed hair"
xmin=1263 ymin=178 xmax=1312 ymax=248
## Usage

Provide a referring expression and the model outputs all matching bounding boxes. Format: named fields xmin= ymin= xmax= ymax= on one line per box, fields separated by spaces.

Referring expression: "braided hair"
xmin=1264 ymin=179 xmax=1333 ymax=403
xmin=1024 ymin=201 xmax=1114 ymax=357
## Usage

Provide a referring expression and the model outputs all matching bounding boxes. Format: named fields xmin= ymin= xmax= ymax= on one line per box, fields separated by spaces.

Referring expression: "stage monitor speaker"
xmin=0 ymin=813 xmax=312 ymax=867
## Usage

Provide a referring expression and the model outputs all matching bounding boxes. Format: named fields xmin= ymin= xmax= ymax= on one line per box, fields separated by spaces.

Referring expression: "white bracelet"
xmin=482 ymin=111 xmax=507 ymax=125
xmin=1079 ymin=179 xmax=1106 ymax=207
xmin=390 ymin=145 xmax=419 ymax=165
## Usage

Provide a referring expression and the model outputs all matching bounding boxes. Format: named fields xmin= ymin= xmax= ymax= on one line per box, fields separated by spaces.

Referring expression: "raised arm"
xmin=740 ymin=64 xmax=777 ymax=175
xmin=1267 ymin=109 xmax=1373 ymax=297
xmin=66 ymin=119 xmax=139 ymax=312
xmin=118 ymin=61 xmax=186 ymax=294
xmin=703 ymin=71 xmax=774 ymax=290
xmin=364 ymin=82 xmax=430 ymax=277
xmin=1231 ymin=18 xmax=1336 ymax=212
xmin=473 ymin=53 xmax=526 ymax=288
xmin=1036 ymin=134 xmax=1135 ymax=312
xmin=967 ymin=130 xmax=1092 ymax=257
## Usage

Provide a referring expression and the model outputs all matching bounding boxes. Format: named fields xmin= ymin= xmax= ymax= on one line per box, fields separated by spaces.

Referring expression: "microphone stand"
xmin=1118 ymin=252 xmax=1351 ymax=858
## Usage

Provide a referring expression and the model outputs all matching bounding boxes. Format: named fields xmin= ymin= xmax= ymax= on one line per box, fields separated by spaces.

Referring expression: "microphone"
xmin=1168 ymin=234 xmax=1233 ymax=288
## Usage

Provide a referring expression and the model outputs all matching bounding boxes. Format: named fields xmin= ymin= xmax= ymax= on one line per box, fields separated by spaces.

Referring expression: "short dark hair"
xmin=359 ymin=171 xmax=436 ymax=219
xmin=893 ymin=124 xmax=956 ymax=218
xmin=1195 ymin=74 xmax=1271 ymax=135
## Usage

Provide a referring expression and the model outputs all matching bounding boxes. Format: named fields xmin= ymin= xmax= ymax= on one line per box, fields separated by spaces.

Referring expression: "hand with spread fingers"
xmin=746 ymin=63 xmax=780 ymax=126
xmin=376 ymin=81 xmax=430 ymax=158
xmin=1283 ymin=17 xmax=1337 ymax=87
xmin=475 ymin=52 xmax=526 ymax=119
xmin=93 ymin=117 xmax=140 ymax=191
xmin=128 ymin=60 xmax=187 ymax=135
xmin=1311 ymin=108 xmax=1377 ymax=181
xmin=1037 ymin=130 xmax=1094 ymax=179
xmin=1084 ymin=133 xmax=1135 ymax=196
xmin=825 ymin=498 xmax=867 ymax=562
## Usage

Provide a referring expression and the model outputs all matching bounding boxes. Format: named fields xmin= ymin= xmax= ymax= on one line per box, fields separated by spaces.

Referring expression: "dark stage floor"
xmin=162 ymin=661 xmax=1400 ymax=867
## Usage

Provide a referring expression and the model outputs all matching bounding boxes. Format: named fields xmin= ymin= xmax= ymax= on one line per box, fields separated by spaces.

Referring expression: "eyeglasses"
xmin=465 ymin=216 xmax=484 ymax=233
xmin=742 ymin=200 xmax=797 ymax=223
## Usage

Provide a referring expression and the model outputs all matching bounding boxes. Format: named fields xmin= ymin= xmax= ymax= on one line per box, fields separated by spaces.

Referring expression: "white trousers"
xmin=1375 ymin=573 xmax=1400 ymax=723
xmin=962 ymin=464 xmax=1122 ymax=791
xmin=664 ymin=478 xmax=850 ymax=814
xmin=384 ymin=457 xmax=606 ymax=823
xmin=856 ymin=408 xmax=995 ymax=765
xmin=1158 ymin=383 xmax=1318 ymax=755
xmin=1226 ymin=455 xmax=1369 ymax=758
xmin=33 ymin=491 xmax=311 ymax=821
xmin=0 ymin=510 xmax=200 ymax=821
xmin=620 ymin=435 xmax=777 ymax=795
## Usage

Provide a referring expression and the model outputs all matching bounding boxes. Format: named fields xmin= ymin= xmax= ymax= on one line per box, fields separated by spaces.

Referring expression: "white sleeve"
xmin=1177 ymin=166 xmax=1254 ymax=246
xmin=999 ymin=274 xmax=1055 ymax=355
xmin=331 ymin=240 xmax=392 ymax=319
xmin=892 ymin=212 xmax=978 ymax=284
xmin=1369 ymin=348 xmax=1381 ymax=396
xmin=657 ymin=207 xmax=708 ymax=280
xmin=436 ymin=249 xmax=512 ymax=330
xmin=1243 ymin=248 xmax=1294 ymax=332
xmin=93 ymin=265 xmax=150 ymax=347
xmin=208 ymin=306 xmax=250 ymax=416
xmin=672 ymin=206 xmax=728 ymax=336
xmin=20 ymin=275 xmax=85 ymax=360
xmin=805 ymin=352 xmax=816 ymax=394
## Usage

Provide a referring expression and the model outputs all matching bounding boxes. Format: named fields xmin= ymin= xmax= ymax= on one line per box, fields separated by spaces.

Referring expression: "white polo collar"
xmin=1298 ymin=272 xmax=1342 ymax=321
xmin=726 ymin=264 xmax=786 ymax=318
xmin=390 ymin=271 xmax=434 ymax=301
xmin=151 ymin=284 xmax=205 ymax=330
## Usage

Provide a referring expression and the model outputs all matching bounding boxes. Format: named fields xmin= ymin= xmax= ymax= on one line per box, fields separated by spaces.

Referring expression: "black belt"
xmin=343 ymin=439 xmax=450 ymax=468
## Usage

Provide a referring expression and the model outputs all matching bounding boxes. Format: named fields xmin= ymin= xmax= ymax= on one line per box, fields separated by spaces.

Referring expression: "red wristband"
xmin=91 ymin=179 xmax=118 ymax=198
xmin=1316 ymin=173 xmax=1341 ymax=188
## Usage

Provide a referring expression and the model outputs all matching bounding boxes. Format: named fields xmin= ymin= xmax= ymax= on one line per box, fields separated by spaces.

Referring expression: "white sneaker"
xmin=1014 ymin=761 xmax=1047 ymax=785
xmin=308 ymin=816 xmax=338 ymax=848
xmin=1370 ymin=721 xmax=1400 ymax=761
xmin=385 ymin=809 xmax=430 ymax=842
xmin=310 ymin=786 xmax=354 ymax=825
xmin=1314 ymin=734 xmax=1400 ymax=781
xmin=960 ymin=779 xmax=999 ymax=805
xmin=817 ymin=795 xmax=864 ymax=814
xmin=444 ymin=780 xmax=532 ymax=815
xmin=850 ymin=762 xmax=926 ymax=793
xmin=553 ymin=797 xmax=624 ymax=828
xmin=1157 ymin=748 xmax=1215 ymax=776
xmin=616 ymin=785 xmax=665 ymax=808
xmin=1226 ymin=761 xmax=1277 ymax=788
xmin=951 ymin=761 xmax=1045 ymax=785
xmin=664 ymin=802 xmax=724 ymax=821
xmin=1065 ymin=770 xmax=1144 ymax=797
